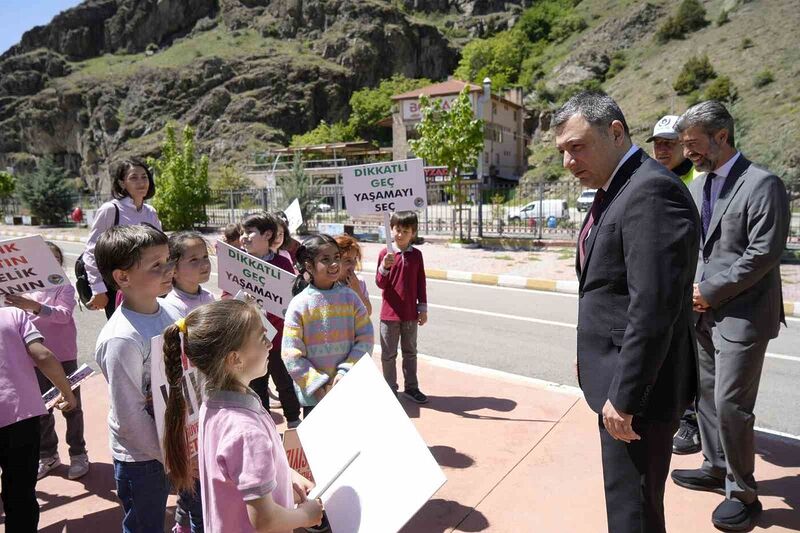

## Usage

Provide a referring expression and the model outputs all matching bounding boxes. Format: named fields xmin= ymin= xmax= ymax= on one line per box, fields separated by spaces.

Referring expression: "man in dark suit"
xmin=671 ymin=101 xmax=790 ymax=531
xmin=554 ymin=91 xmax=700 ymax=533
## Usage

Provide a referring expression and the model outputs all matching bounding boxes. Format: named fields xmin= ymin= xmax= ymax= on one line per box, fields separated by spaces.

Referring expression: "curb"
xmin=4 ymin=229 xmax=799 ymax=319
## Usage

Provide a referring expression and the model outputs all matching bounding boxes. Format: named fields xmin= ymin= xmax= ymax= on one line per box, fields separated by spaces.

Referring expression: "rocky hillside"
xmin=1 ymin=0 xmax=529 ymax=190
xmin=1 ymin=0 xmax=798 ymax=191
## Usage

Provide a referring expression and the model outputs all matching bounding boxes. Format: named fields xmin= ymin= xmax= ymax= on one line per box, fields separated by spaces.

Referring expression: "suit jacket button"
xmin=579 ymin=291 xmax=584 ymax=298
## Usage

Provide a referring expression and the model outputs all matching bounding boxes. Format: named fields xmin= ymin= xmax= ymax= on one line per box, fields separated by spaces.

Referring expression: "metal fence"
xmin=3 ymin=184 xmax=800 ymax=245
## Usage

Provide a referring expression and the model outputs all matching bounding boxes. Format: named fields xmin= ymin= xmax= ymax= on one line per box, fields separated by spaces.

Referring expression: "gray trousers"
xmin=380 ymin=320 xmax=419 ymax=391
xmin=35 ymin=359 xmax=87 ymax=459
xmin=696 ymin=314 xmax=768 ymax=504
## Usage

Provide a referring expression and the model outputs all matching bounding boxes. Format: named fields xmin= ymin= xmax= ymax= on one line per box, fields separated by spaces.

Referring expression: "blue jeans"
xmin=175 ymin=478 xmax=204 ymax=531
xmin=113 ymin=459 xmax=169 ymax=533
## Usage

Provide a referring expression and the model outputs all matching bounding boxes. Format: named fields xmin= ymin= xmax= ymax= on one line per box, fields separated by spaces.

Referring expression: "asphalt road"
xmin=51 ymin=239 xmax=800 ymax=437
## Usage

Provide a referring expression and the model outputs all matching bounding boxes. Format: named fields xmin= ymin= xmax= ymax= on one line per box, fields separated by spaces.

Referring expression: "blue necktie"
xmin=701 ymin=172 xmax=716 ymax=239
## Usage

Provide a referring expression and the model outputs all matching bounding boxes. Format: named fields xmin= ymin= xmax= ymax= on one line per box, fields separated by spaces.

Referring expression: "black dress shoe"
xmin=712 ymin=498 xmax=761 ymax=531
xmin=671 ymin=468 xmax=725 ymax=493
xmin=673 ymin=420 xmax=702 ymax=455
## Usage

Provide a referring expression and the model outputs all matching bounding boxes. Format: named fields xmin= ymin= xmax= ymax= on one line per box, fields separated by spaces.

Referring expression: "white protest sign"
xmin=42 ymin=363 xmax=94 ymax=410
xmin=216 ymin=241 xmax=295 ymax=319
xmin=0 ymin=235 xmax=68 ymax=296
xmin=283 ymin=429 xmax=314 ymax=483
xmin=232 ymin=290 xmax=278 ymax=341
xmin=341 ymin=158 xmax=427 ymax=216
xmin=151 ymin=335 xmax=203 ymax=459
xmin=284 ymin=198 xmax=303 ymax=233
xmin=297 ymin=357 xmax=446 ymax=532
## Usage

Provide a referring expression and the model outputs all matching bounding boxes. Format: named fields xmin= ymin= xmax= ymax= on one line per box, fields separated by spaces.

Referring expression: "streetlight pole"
xmin=476 ymin=77 xmax=491 ymax=238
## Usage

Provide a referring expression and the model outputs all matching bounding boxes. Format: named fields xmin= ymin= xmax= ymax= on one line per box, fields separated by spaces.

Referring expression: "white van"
xmin=507 ymin=199 xmax=569 ymax=223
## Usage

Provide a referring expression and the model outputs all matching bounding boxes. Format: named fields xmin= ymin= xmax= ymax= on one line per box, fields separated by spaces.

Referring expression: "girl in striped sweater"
xmin=282 ymin=235 xmax=374 ymax=417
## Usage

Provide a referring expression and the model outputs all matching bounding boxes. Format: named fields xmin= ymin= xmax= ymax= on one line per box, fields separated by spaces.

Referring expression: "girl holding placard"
xmin=161 ymin=300 xmax=323 ymax=532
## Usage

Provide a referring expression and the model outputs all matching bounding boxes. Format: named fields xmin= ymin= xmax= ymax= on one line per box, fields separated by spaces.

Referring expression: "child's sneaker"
xmin=37 ymin=454 xmax=61 ymax=479
xmin=68 ymin=454 xmax=90 ymax=480
xmin=402 ymin=388 xmax=428 ymax=404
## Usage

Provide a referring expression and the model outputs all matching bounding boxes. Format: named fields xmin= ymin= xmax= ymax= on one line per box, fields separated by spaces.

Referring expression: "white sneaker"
xmin=37 ymin=454 xmax=61 ymax=479
xmin=68 ymin=454 xmax=90 ymax=480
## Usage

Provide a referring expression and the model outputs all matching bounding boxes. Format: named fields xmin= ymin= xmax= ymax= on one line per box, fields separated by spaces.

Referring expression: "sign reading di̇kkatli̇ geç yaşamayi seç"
xmin=216 ymin=240 xmax=296 ymax=319
xmin=341 ymin=158 xmax=427 ymax=216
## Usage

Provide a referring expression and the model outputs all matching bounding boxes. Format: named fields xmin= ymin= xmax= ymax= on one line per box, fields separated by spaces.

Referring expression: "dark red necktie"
xmin=579 ymin=188 xmax=607 ymax=269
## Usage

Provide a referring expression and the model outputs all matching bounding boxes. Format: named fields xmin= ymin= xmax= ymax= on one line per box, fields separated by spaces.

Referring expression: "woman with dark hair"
xmin=82 ymin=159 xmax=162 ymax=318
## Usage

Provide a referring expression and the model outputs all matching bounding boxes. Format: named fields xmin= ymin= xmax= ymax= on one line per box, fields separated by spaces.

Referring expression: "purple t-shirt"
xmin=199 ymin=389 xmax=294 ymax=532
xmin=0 ymin=307 xmax=46 ymax=428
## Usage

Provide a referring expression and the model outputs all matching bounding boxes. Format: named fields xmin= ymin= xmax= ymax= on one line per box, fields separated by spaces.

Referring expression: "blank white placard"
xmin=297 ymin=357 xmax=446 ymax=533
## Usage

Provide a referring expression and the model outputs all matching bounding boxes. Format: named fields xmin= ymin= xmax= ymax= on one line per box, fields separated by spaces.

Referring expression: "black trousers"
xmin=250 ymin=345 xmax=301 ymax=423
xmin=0 ymin=417 xmax=41 ymax=532
xmin=598 ymin=415 xmax=679 ymax=533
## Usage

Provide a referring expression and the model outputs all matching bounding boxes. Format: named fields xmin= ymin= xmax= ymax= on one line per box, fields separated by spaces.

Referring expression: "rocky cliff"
xmin=1 ymin=0 xmax=528 ymax=189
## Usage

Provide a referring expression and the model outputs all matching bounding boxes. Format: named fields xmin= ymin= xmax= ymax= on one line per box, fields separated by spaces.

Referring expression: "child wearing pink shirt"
xmin=5 ymin=242 xmax=88 ymax=481
xmin=161 ymin=300 xmax=323 ymax=533
xmin=0 ymin=306 xmax=77 ymax=531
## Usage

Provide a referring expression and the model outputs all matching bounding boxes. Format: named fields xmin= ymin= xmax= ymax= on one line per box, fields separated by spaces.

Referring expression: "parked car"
xmin=309 ymin=200 xmax=332 ymax=212
xmin=576 ymin=189 xmax=598 ymax=212
xmin=507 ymin=199 xmax=569 ymax=223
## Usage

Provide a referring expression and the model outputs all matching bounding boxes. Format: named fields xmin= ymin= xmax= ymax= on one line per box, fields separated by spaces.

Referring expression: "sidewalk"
xmin=1 ymin=223 xmax=799 ymax=316
xmin=5 ymin=354 xmax=798 ymax=532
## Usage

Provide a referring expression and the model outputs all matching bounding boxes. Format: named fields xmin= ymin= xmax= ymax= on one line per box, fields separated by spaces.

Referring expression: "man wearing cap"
xmin=647 ymin=114 xmax=701 ymax=456
xmin=647 ymin=115 xmax=696 ymax=185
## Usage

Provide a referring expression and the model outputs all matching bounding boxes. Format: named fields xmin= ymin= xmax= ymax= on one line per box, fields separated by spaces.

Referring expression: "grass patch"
xmin=557 ymin=249 xmax=575 ymax=260
xmin=495 ymin=254 xmax=514 ymax=260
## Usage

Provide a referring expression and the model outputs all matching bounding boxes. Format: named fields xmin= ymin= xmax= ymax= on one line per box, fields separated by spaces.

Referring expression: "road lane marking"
xmin=64 ymin=248 xmax=799 ymax=362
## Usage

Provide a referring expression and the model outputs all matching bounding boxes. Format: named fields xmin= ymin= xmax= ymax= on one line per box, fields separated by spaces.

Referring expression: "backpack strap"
xmin=113 ymin=204 xmax=120 ymax=226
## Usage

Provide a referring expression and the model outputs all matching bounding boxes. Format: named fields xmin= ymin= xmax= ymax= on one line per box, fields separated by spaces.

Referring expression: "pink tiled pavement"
xmin=2 ymin=356 xmax=798 ymax=532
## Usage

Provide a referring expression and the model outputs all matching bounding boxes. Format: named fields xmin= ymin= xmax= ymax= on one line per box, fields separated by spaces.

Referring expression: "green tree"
xmin=276 ymin=153 xmax=321 ymax=234
xmin=454 ymin=30 xmax=528 ymax=89
xmin=212 ymin=165 xmax=254 ymax=190
xmin=16 ymin=157 xmax=73 ymax=224
xmin=290 ymin=121 xmax=357 ymax=147
xmin=0 ymin=171 xmax=15 ymax=204
xmin=347 ymin=75 xmax=431 ymax=144
xmin=703 ymin=76 xmax=738 ymax=103
xmin=674 ymin=54 xmax=716 ymax=94
xmin=409 ymin=88 xmax=484 ymax=240
xmin=656 ymin=0 xmax=708 ymax=43
xmin=148 ymin=124 xmax=210 ymax=230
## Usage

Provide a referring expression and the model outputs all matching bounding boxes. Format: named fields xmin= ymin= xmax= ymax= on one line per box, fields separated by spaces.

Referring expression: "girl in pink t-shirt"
xmin=161 ymin=300 xmax=323 ymax=533
xmin=4 ymin=241 xmax=89 ymax=481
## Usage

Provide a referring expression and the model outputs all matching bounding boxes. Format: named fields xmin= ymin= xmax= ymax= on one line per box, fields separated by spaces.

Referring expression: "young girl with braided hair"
xmin=162 ymin=300 xmax=323 ymax=532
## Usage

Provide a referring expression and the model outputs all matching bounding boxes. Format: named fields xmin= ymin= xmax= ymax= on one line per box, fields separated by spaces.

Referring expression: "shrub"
xmin=549 ymin=13 xmax=587 ymax=42
xmin=753 ymin=69 xmax=775 ymax=88
xmin=673 ymin=54 xmax=716 ymax=95
xmin=0 ymin=171 xmax=15 ymax=200
xmin=703 ymin=76 xmax=738 ymax=103
xmin=290 ymin=121 xmax=357 ymax=147
xmin=605 ymin=51 xmax=627 ymax=79
xmin=211 ymin=165 xmax=254 ymax=190
xmin=656 ymin=0 xmax=708 ymax=42
xmin=276 ymin=153 xmax=321 ymax=234
xmin=16 ymin=157 xmax=73 ymax=224
xmin=453 ymin=30 xmax=528 ymax=90
xmin=148 ymin=124 xmax=210 ymax=230
xmin=716 ymin=9 xmax=730 ymax=26
xmin=741 ymin=37 xmax=754 ymax=49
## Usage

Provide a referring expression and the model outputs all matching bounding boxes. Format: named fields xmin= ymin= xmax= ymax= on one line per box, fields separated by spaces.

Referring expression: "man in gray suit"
xmin=670 ymin=101 xmax=790 ymax=531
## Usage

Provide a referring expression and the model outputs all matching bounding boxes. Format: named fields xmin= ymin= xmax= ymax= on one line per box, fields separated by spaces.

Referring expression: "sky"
xmin=0 ymin=0 xmax=83 ymax=55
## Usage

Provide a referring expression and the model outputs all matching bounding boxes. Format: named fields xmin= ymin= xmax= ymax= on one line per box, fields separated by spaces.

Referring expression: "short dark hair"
xmin=222 ymin=223 xmax=242 ymax=243
xmin=390 ymin=211 xmax=418 ymax=233
xmin=675 ymin=100 xmax=736 ymax=147
xmin=242 ymin=212 xmax=278 ymax=246
xmin=552 ymin=90 xmax=630 ymax=137
xmin=112 ymin=159 xmax=156 ymax=200
xmin=168 ymin=231 xmax=207 ymax=262
xmin=45 ymin=241 xmax=64 ymax=266
xmin=272 ymin=211 xmax=291 ymax=250
xmin=95 ymin=224 xmax=169 ymax=290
